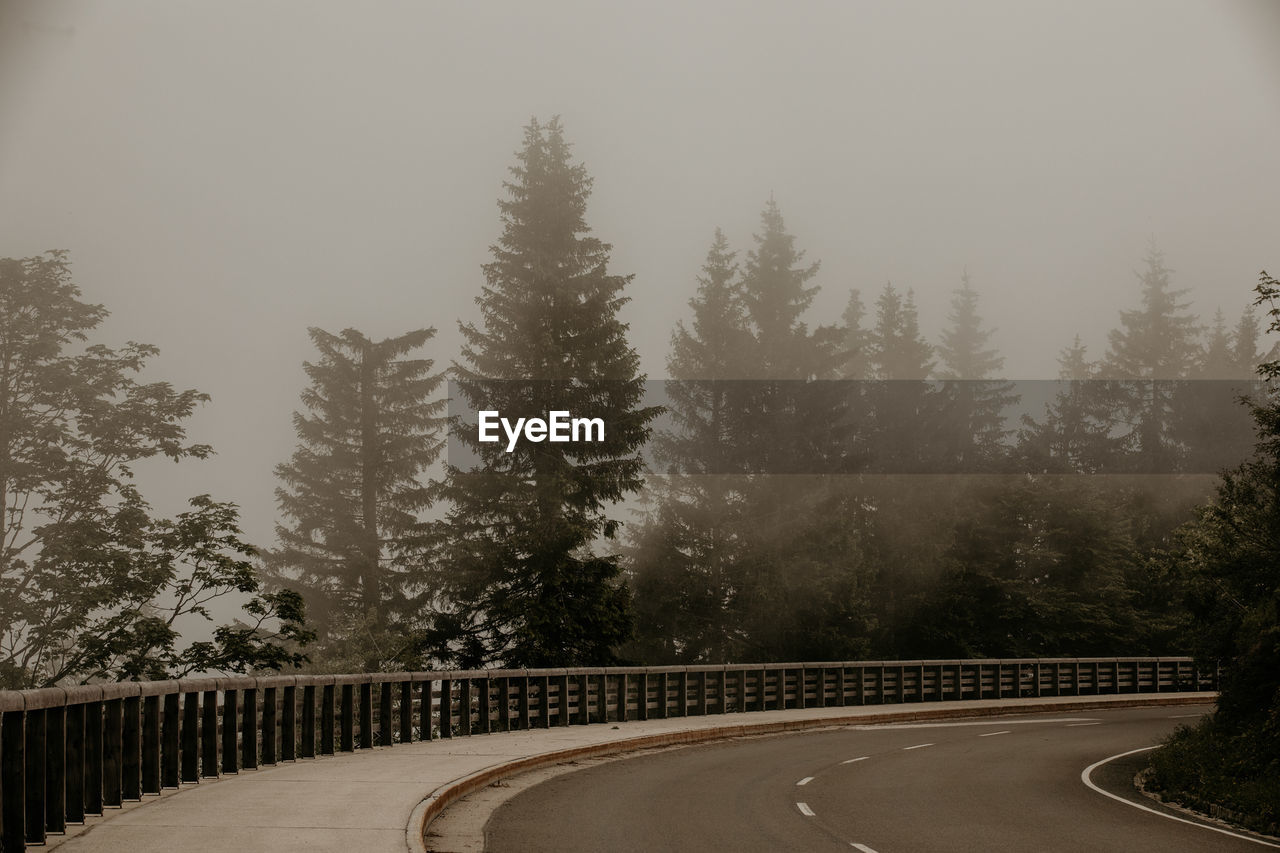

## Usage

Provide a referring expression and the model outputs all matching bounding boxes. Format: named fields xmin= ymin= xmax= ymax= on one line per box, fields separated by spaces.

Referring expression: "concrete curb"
xmin=406 ymin=693 xmax=1212 ymax=853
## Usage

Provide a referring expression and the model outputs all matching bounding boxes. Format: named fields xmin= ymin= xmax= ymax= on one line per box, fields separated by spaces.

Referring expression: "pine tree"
xmin=869 ymin=284 xmax=934 ymax=380
xmin=907 ymin=476 xmax=1139 ymax=658
xmin=1103 ymin=245 xmax=1201 ymax=471
xmin=1231 ymin=307 xmax=1262 ymax=377
xmin=265 ymin=327 xmax=445 ymax=670
xmin=427 ymin=117 xmax=658 ymax=668
xmin=866 ymin=283 xmax=937 ymax=472
xmin=1199 ymin=309 xmax=1236 ymax=379
xmin=740 ymin=199 xmax=823 ymax=380
xmin=629 ymin=229 xmax=752 ymax=662
xmin=655 ymin=228 xmax=754 ymax=474
xmin=732 ymin=201 xmax=870 ymax=655
xmin=840 ymin=288 xmax=872 ymax=381
xmin=1017 ymin=336 xmax=1125 ymax=473
xmin=935 ymin=272 xmax=1017 ymax=471
xmin=937 ymin=272 xmax=1003 ymax=380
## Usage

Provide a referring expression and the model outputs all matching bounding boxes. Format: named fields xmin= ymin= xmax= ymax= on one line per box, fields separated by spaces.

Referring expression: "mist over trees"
xmin=624 ymin=193 xmax=1266 ymax=666
xmin=3 ymin=117 xmax=1272 ymax=693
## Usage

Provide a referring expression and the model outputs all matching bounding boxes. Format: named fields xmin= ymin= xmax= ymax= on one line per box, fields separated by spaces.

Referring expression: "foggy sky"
xmin=2 ymin=0 xmax=1278 ymax=549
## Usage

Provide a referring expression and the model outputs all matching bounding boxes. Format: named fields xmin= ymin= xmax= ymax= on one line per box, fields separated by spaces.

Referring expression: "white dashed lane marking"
xmin=796 ymin=776 xmax=814 ymax=786
xmin=797 ymin=802 xmax=815 ymax=817
xmin=979 ymin=730 xmax=1010 ymax=737
xmin=851 ymin=844 xmax=881 ymax=852
xmin=903 ymin=742 xmax=934 ymax=750
xmin=841 ymin=756 xmax=868 ymax=764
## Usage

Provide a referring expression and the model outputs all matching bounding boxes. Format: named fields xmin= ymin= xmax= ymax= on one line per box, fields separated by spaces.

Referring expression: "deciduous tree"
xmin=0 ymin=251 xmax=309 ymax=688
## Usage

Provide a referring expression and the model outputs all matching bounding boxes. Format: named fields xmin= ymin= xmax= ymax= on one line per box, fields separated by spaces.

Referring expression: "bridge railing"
xmin=0 ymin=656 xmax=1214 ymax=851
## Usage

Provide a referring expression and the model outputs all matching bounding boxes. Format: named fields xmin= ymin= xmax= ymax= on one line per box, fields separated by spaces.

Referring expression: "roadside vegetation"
xmin=1145 ymin=271 xmax=1280 ymax=836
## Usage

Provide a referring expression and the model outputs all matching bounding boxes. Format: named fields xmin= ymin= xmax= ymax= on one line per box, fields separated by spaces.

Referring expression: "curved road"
xmin=485 ymin=704 xmax=1273 ymax=852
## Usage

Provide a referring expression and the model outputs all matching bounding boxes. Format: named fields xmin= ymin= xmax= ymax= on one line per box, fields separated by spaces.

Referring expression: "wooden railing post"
xmin=380 ymin=681 xmax=394 ymax=745
xmin=399 ymin=680 xmax=414 ymax=744
xmin=24 ymin=707 xmax=45 ymax=844
xmin=516 ymin=675 xmax=530 ymax=730
xmin=303 ymin=683 xmax=319 ymax=758
xmin=320 ymin=682 xmax=335 ymax=756
xmin=242 ymin=688 xmax=258 ymax=770
xmin=84 ymin=696 xmax=104 ymax=799
xmin=418 ymin=679 xmax=434 ymax=741
xmin=438 ymin=678 xmax=452 ymax=739
xmin=65 ymin=699 xmax=86 ymax=823
xmin=498 ymin=676 xmax=512 ymax=732
xmin=636 ymin=671 xmax=649 ymax=721
xmin=2 ymin=705 xmax=25 ymax=852
xmin=340 ymin=683 xmax=355 ymax=752
xmin=358 ymin=682 xmax=373 ymax=749
xmin=537 ymin=675 xmax=551 ymax=728
xmin=102 ymin=695 xmax=124 ymax=806
xmin=220 ymin=689 xmax=238 ymax=775
xmin=283 ymin=684 xmax=298 ymax=761
xmin=477 ymin=677 xmax=491 ymax=735
xmin=574 ymin=673 xmax=589 ymax=725
xmin=463 ymin=676 xmax=478 ymax=732
xmin=556 ymin=673 xmax=570 ymax=727
xmin=179 ymin=691 xmax=198 ymax=783
xmin=262 ymin=687 xmax=277 ymax=765
xmin=122 ymin=694 xmax=141 ymax=800
xmin=142 ymin=694 xmax=161 ymax=793
xmin=45 ymin=704 xmax=66 ymax=832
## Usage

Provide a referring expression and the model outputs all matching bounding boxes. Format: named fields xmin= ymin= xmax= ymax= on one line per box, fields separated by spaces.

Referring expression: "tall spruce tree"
xmin=736 ymin=199 xmax=846 ymax=472
xmin=1232 ymin=307 xmax=1262 ymax=376
xmin=1103 ymin=245 xmax=1201 ymax=471
xmin=428 ymin=117 xmax=657 ymax=668
xmin=629 ymin=229 xmax=752 ymax=662
xmin=1199 ymin=309 xmax=1236 ymax=379
xmin=866 ymin=283 xmax=937 ymax=472
xmin=869 ymin=283 xmax=934 ymax=381
xmin=1017 ymin=336 xmax=1125 ymax=473
xmin=740 ymin=199 xmax=824 ymax=379
xmin=732 ymin=201 xmax=873 ymax=658
xmin=839 ymin=288 xmax=872 ymax=381
xmin=653 ymin=228 xmax=754 ymax=474
xmin=1178 ymin=305 xmax=1262 ymax=474
xmin=264 ymin=327 xmax=445 ymax=670
xmin=935 ymin=272 xmax=1017 ymax=471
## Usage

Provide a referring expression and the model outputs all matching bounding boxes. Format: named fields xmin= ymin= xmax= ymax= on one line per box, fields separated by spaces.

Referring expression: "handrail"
xmin=0 ymin=656 xmax=1214 ymax=851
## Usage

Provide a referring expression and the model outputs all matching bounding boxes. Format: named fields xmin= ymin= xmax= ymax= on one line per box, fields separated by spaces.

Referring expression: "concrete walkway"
xmin=44 ymin=692 xmax=1215 ymax=853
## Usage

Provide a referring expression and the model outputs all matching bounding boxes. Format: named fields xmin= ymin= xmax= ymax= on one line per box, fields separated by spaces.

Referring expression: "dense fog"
xmin=3 ymin=1 xmax=1278 ymax=549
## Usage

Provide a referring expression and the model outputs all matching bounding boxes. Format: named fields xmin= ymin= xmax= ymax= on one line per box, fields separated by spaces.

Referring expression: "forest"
xmin=0 ymin=117 xmax=1274 ymax=696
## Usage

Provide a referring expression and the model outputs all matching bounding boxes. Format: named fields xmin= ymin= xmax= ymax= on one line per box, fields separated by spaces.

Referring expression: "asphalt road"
xmin=485 ymin=704 xmax=1275 ymax=852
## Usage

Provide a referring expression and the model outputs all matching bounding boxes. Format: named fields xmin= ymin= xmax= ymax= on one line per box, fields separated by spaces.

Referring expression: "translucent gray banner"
xmin=446 ymin=379 xmax=1267 ymax=474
